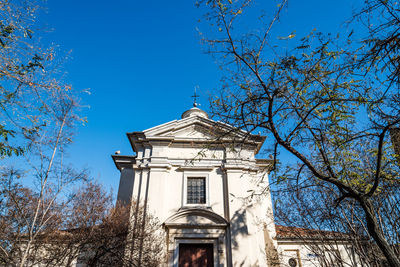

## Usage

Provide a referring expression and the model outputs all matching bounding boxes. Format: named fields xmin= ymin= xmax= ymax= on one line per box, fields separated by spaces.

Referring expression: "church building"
xmin=112 ymin=105 xmax=353 ymax=267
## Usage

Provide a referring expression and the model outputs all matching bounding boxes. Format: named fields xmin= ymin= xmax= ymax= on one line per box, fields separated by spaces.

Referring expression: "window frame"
xmin=182 ymin=172 xmax=210 ymax=207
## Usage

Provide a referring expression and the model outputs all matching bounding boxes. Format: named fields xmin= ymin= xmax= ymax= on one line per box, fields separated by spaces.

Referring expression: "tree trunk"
xmin=19 ymin=241 xmax=31 ymax=267
xmin=361 ymin=198 xmax=400 ymax=267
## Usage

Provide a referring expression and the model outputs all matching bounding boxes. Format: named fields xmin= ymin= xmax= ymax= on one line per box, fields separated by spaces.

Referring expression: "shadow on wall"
xmin=235 ymin=258 xmax=248 ymax=267
xmin=230 ymin=208 xmax=249 ymax=248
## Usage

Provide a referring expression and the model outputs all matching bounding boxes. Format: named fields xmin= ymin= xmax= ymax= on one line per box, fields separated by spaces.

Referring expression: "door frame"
xmin=173 ymin=239 xmax=219 ymax=267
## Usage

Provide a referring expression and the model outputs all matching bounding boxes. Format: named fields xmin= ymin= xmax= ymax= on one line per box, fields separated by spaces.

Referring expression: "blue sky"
xmin=39 ymin=0 xmax=360 ymax=195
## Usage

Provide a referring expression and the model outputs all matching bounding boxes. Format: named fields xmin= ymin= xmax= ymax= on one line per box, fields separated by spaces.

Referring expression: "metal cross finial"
xmin=192 ymin=86 xmax=200 ymax=107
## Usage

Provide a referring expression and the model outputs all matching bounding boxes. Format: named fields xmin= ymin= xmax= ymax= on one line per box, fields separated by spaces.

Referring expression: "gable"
xmin=127 ymin=111 xmax=266 ymax=154
xmin=144 ymin=115 xmax=248 ymax=140
xmin=156 ymin=122 xmax=217 ymax=139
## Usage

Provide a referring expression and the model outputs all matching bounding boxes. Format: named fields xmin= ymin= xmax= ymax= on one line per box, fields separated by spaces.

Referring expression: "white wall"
xmin=278 ymin=240 xmax=356 ymax=267
xmin=117 ymin=140 xmax=275 ymax=266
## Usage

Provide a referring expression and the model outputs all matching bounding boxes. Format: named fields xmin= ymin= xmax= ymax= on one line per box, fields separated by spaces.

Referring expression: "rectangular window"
xmin=187 ymin=177 xmax=206 ymax=204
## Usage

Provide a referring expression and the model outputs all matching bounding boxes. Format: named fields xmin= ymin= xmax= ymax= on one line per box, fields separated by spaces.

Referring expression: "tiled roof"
xmin=275 ymin=225 xmax=349 ymax=240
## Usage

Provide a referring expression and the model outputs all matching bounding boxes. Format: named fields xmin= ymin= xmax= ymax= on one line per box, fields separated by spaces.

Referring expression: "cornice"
xmin=176 ymin=165 xmax=215 ymax=171
xmin=111 ymin=155 xmax=136 ymax=171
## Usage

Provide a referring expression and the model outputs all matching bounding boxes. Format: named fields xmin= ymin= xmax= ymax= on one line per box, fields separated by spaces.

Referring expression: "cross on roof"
xmin=191 ymin=87 xmax=199 ymax=107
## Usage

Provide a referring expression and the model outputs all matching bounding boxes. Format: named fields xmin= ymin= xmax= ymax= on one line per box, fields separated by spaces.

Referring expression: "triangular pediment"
xmin=127 ymin=114 xmax=266 ymax=153
xmin=157 ymin=122 xmax=218 ymax=139
xmin=143 ymin=116 xmax=246 ymax=140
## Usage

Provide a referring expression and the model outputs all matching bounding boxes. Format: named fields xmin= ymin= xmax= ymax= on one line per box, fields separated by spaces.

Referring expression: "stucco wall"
xmin=278 ymin=240 xmax=356 ymax=267
xmin=114 ymin=112 xmax=275 ymax=266
xmin=116 ymin=142 xmax=274 ymax=266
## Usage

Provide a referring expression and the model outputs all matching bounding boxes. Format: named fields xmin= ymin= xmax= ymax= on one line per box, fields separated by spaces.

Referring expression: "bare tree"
xmin=0 ymin=2 xmax=86 ymax=263
xmin=198 ymin=0 xmax=400 ymax=266
xmin=0 ymin=115 xmax=87 ymax=267
xmin=353 ymin=0 xmax=400 ymax=85
xmin=65 ymin=185 xmax=164 ymax=267
xmin=0 ymin=179 xmax=164 ymax=266
xmin=0 ymin=1 xmax=163 ymax=266
xmin=274 ymin=179 xmax=396 ymax=267
xmin=0 ymin=0 xmax=88 ymax=266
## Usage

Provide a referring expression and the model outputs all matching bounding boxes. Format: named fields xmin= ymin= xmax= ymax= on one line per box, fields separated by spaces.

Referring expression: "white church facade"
xmin=112 ymin=106 xmax=354 ymax=267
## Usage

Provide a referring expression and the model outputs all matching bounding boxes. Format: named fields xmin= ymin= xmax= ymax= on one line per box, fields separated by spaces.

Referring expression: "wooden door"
xmin=178 ymin=243 xmax=214 ymax=267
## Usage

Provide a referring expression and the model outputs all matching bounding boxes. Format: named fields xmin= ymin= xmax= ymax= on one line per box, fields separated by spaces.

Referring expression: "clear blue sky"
xmin=39 ymin=0 xmax=360 ymax=195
